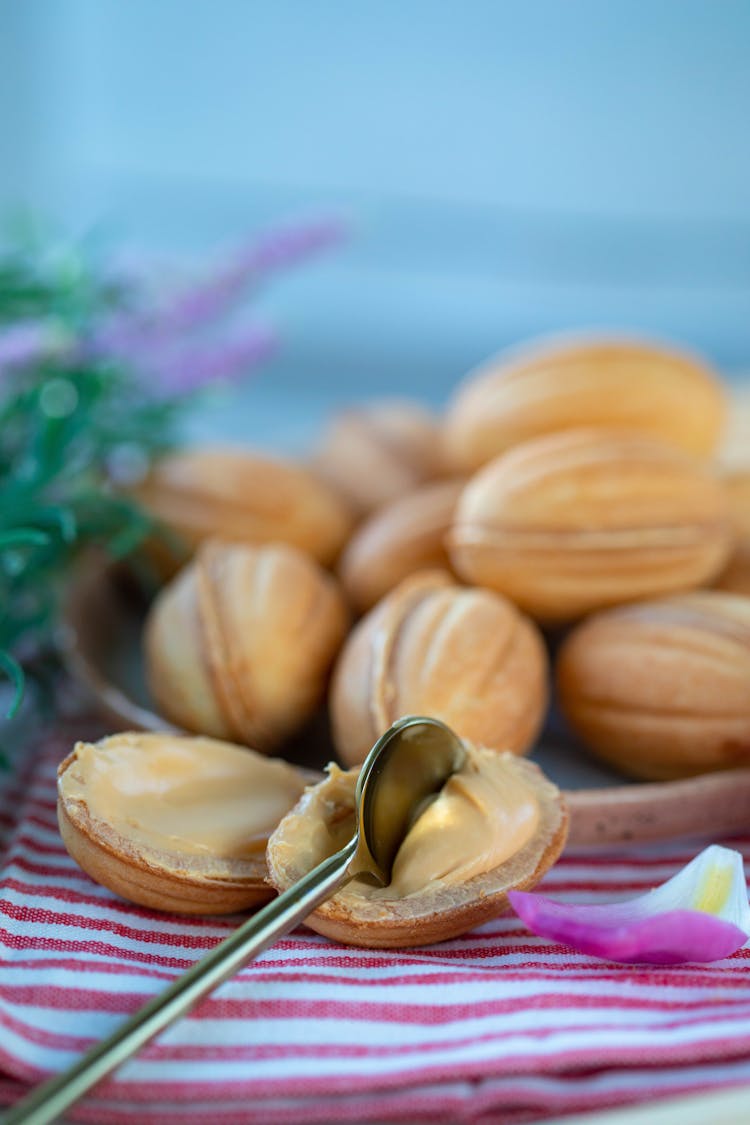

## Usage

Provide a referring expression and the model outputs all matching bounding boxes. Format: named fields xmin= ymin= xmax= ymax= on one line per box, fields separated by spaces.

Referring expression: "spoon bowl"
xmin=356 ymin=715 xmax=466 ymax=883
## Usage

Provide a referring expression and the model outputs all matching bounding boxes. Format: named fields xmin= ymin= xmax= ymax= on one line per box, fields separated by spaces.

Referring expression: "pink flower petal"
xmin=509 ymin=891 xmax=747 ymax=964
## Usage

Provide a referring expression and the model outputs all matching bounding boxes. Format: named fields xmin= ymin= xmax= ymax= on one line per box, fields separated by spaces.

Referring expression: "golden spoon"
xmin=5 ymin=715 xmax=465 ymax=1125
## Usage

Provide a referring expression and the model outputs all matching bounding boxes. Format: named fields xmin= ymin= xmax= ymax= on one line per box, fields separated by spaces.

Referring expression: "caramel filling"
xmin=60 ymin=733 xmax=307 ymax=862
xmin=383 ymin=752 xmax=540 ymax=897
xmin=319 ymin=750 xmax=540 ymax=903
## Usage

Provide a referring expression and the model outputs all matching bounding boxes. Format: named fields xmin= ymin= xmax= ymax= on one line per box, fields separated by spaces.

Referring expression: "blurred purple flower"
xmin=0 ymin=321 xmax=70 ymax=375
xmin=141 ymin=322 xmax=278 ymax=395
xmin=160 ymin=215 xmax=347 ymax=332
xmin=93 ymin=216 xmax=346 ymax=360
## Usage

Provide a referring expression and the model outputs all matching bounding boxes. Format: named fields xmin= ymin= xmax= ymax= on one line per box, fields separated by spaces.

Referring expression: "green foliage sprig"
xmin=0 ymin=337 xmax=182 ymax=724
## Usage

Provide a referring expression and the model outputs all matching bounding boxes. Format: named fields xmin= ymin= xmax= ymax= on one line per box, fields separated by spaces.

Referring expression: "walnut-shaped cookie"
xmin=145 ymin=540 xmax=348 ymax=750
xmin=329 ymin=570 xmax=547 ymax=766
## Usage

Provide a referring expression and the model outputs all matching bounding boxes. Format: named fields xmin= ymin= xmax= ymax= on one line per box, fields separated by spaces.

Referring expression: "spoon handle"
xmin=5 ymin=836 xmax=359 ymax=1125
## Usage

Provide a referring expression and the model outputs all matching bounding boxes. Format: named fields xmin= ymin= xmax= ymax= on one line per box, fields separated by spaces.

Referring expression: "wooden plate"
xmin=60 ymin=558 xmax=750 ymax=850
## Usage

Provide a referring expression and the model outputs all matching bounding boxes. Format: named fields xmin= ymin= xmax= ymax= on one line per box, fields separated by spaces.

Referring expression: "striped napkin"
xmin=3 ymin=723 xmax=750 ymax=1124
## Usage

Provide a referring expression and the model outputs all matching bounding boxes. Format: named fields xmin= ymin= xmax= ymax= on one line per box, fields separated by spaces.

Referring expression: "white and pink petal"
xmin=509 ymin=845 xmax=750 ymax=965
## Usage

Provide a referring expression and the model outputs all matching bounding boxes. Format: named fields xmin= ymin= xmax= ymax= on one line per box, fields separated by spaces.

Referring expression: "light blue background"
xmin=1 ymin=0 xmax=749 ymax=446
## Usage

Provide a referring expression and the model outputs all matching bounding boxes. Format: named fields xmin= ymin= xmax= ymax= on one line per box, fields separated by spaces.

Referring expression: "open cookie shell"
xmin=57 ymin=745 xmax=320 ymax=916
xmin=266 ymin=748 xmax=568 ymax=947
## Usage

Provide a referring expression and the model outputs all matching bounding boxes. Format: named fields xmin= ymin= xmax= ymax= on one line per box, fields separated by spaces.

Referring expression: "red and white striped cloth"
xmin=3 ymin=723 xmax=750 ymax=1124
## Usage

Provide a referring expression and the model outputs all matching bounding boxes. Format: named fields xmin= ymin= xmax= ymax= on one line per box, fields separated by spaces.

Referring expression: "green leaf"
xmin=30 ymin=506 xmax=77 ymax=544
xmin=0 ymin=651 xmax=25 ymax=718
xmin=106 ymin=519 xmax=150 ymax=559
xmin=0 ymin=528 xmax=51 ymax=550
